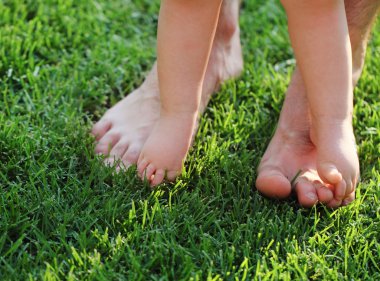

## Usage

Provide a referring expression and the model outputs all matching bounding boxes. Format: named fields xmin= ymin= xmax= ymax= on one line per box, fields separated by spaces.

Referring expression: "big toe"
xmin=317 ymin=162 xmax=342 ymax=185
xmin=256 ymin=168 xmax=292 ymax=199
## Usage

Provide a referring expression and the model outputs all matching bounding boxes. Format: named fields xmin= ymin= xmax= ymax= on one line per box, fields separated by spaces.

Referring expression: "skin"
xmin=92 ymin=0 xmax=379 ymax=207
xmin=257 ymin=0 xmax=380 ymax=207
xmin=137 ymin=0 xmax=223 ymax=184
xmin=92 ymin=0 xmax=243 ymax=174
xmin=282 ymin=0 xmax=358 ymax=204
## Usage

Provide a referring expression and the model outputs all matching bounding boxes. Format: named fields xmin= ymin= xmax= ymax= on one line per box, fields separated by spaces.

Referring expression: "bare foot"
xmin=91 ymin=67 xmax=160 ymax=169
xmin=310 ymin=118 xmax=359 ymax=205
xmin=257 ymin=0 xmax=380 ymax=208
xmin=137 ymin=112 xmax=197 ymax=186
xmin=91 ymin=0 xmax=243 ymax=173
xmin=256 ymin=69 xmax=356 ymax=208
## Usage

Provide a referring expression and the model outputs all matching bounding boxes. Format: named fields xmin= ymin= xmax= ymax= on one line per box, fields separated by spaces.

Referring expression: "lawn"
xmin=1 ymin=0 xmax=379 ymax=280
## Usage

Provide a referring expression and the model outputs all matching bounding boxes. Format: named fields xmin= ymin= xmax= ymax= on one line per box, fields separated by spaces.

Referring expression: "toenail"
xmin=306 ymin=192 xmax=317 ymax=200
xmin=342 ymin=199 xmax=353 ymax=206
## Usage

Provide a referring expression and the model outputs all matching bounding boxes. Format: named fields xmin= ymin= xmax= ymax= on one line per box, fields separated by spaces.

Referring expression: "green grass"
xmin=1 ymin=0 xmax=379 ymax=280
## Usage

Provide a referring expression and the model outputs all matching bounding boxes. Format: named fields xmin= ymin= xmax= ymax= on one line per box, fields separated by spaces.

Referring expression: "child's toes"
xmin=342 ymin=191 xmax=355 ymax=206
xmin=317 ymin=162 xmax=343 ymax=185
xmin=295 ymin=177 xmax=319 ymax=207
xmin=314 ymin=181 xmax=334 ymax=204
xmin=151 ymin=169 xmax=166 ymax=187
xmin=166 ymin=170 xmax=180 ymax=182
xmin=143 ymin=163 xmax=156 ymax=181
xmin=326 ymin=198 xmax=343 ymax=209
xmin=345 ymin=179 xmax=354 ymax=198
xmin=334 ymin=179 xmax=347 ymax=201
xmin=137 ymin=158 xmax=149 ymax=178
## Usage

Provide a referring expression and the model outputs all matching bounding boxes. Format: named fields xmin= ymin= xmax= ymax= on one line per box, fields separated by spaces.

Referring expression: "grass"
xmin=1 ymin=0 xmax=379 ymax=280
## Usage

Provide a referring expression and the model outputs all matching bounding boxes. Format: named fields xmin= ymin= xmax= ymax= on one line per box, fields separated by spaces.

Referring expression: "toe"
xmin=143 ymin=163 xmax=156 ymax=181
xmin=137 ymin=159 xmax=149 ymax=178
xmin=334 ymin=179 xmax=347 ymax=201
xmin=104 ymin=157 xmax=116 ymax=167
xmin=122 ymin=144 xmax=142 ymax=168
xmin=104 ymin=140 xmax=129 ymax=166
xmin=342 ymin=191 xmax=355 ymax=206
xmin=151 ymin=169 xmax=165 ymax=187
xmin=345 ymin=179 xmax=354 ymax=198
xmin=317 ymin=163 xmax=342 ymax=185
xmin=110 ymin=139 xmax=129 ymax=158
xmin=95 ymin=132 xmax=121 ymax=155
xmin=314 ymin=181 xmax=334 ymax=203
xmin=295 ymin=178 xmax=319 ymax=208
xmin=92 ymin=120 xmax=112 ymax=141
xmin=326 ymin=198 xmax=343 ymax=209
xmin=166 ymin=170 xmax=180 ymax=182
xmin=256 ymin=168 xmax=292 ymax=199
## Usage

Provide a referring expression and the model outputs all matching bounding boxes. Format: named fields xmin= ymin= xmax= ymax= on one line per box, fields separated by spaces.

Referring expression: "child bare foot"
xmin=137 ymin=112 xmax=197 ymax=186
xmin=134 ymin=0 xmax=222 ymax=185
xmin=311 ymin=118 xmax=360 ymax=204
xmin=91 ymin=0 xmax=242 ymax=172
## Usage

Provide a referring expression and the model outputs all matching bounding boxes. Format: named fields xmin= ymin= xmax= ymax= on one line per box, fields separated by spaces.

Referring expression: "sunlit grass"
xmin=1 ymin=0 xmax=379 ymax=280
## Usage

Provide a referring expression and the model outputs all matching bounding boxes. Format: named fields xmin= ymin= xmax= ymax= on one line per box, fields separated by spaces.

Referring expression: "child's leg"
xmin=137 ymin=0 xmax=223 ymax=186
xmin=92 ymin=0 xmax=242 ymax=172
xmin=280 ymin=0 xmax=359 ymax=202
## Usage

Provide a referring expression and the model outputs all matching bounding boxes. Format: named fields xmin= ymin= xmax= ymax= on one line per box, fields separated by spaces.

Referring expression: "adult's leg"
xmin=91 ymin=0 xmax=242 ymax=170
xmin=256 ymin=0 xmax=380 ymax=208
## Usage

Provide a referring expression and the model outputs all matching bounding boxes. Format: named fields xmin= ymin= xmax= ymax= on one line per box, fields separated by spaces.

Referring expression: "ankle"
xmin=160 ymin=107 xmax=198 ymax=121
xmin=311 ymin=116 xmax=354 ymax=143
xmin=217 ymin=19 xmax=238 ymax=43
xmin=215 ymin=1 xmax=239 ymax=44
xmin=351 ymin=43 xmax=366 ymax=87
xmin=312 ymin=114 xmax=353 ymax=128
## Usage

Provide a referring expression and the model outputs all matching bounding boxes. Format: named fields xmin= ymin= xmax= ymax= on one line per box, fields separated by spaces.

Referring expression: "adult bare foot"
xmin=256 ymin=69 xmax=344 ymax=208
xmin=91 ymin=0 xmax=243 ymax=171
xmin=256 ymin=0 xmax=380 ymax=208
xmin=257 ymin=71 xmax=358 ymax=208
